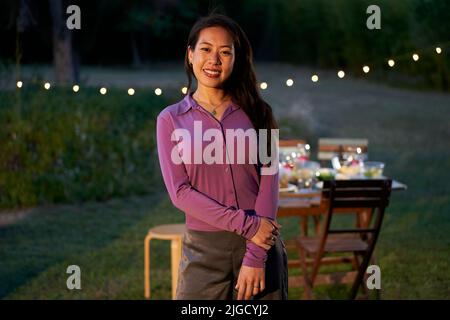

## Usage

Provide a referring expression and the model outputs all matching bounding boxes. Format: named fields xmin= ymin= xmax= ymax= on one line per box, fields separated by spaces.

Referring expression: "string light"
xmin=305 ymin=144 xmax=310 ymax=151
xmin=10 ymin=43 xmax=447 ymax=95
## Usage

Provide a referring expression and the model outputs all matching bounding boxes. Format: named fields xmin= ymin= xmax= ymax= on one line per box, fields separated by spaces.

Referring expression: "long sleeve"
xmin=156 ymin=114 xmax=260 ymax=239
xmin=242 ymin=169 xmax=279 ymax=268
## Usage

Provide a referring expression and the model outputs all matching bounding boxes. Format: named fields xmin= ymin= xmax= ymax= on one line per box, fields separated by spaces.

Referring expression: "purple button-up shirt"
xmin=156 ymin=93 xmax=279 ymax=268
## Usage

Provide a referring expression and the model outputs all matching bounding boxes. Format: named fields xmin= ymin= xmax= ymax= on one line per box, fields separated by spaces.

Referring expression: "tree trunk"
xmin=48 ymin=0 xmax=75 ymax=85
xmin=131 ymin=32 xmax=142 ymax=68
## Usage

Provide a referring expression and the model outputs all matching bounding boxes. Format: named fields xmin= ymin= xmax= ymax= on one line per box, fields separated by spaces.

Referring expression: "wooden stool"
xmin=144 ymin=223 xmax=185 ymax=299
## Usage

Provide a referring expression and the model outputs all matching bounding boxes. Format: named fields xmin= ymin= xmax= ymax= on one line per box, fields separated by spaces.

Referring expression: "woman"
xmin=156 ymin=14 xmax=288 ymax=300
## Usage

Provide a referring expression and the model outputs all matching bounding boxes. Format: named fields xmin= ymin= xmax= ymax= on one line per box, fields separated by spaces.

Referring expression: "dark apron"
xmin=176 ymin=229 xmax=288 ymax=300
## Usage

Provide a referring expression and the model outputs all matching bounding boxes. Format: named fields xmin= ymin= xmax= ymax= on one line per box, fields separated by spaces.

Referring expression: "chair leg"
xmin=350 ymin=249 xmax=374 ymax=300
xmin=352 ymin=252 xmax=369 ymax=299
xmin=313 ymin=216 xmax=321 ymax=235
xmin=370 ymin=253 xmax=381 ymax=300
xmin=299 ymin=246 xmax=312 ymax=300
xmin=301 ymin=217 xmax=308 ymax=236
xmin=144 ymin=235 xmax=152 ymax=299
xmin=170 ymin=238 xmax=182 ymax=300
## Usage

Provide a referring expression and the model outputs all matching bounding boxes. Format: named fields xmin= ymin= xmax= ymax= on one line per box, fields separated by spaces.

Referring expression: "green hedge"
xmin=0 ymin=87 xmax=168 ymax=209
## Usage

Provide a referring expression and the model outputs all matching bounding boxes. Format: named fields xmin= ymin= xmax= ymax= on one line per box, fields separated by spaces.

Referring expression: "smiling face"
xmin=188 ymin=26 xmax=235 ymax=89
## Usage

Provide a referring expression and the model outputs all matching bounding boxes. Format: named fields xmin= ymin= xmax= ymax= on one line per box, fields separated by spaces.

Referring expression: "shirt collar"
xmin=177 ymin=92 xmax=241 ymax=116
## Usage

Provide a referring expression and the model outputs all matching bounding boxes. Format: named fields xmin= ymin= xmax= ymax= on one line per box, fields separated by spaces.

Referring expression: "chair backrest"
xmin=320 ymin=179 xmax=392 ymax=237
xmin=279 ymin=139 xmax=307 ymax=152
xmin=318 ymin=138 xmax=368 ymax=161
xmin=322 ymin=179 xmax=391 ymax=209
xmin=279 ymin=139 xmax=309 ymax=169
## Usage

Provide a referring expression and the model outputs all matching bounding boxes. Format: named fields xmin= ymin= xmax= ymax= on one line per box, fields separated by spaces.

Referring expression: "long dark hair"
xmin=184 ymin=14 xmax=278 ymax=141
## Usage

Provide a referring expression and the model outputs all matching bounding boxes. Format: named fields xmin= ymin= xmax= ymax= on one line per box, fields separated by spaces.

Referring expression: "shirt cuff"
xmin=240 ymin=210 xmax=261 ymax=241
xmin=241 ymin=241 xmax=268 ymax=268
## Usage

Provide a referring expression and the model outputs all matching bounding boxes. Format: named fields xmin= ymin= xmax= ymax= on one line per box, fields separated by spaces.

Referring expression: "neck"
xmin=193 ymin=85 xmax=229 ymax=106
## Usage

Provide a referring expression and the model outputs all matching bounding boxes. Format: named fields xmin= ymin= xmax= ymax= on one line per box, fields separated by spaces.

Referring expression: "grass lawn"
xmin=1 ymin=192 xmax=184 ymax=299
xmin=1 ymin=64 xmax=449 ymax=299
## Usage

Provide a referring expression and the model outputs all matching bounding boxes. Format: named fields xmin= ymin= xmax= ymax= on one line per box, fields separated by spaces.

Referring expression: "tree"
xmin=48 ymin=0 xmax=77 ymax=85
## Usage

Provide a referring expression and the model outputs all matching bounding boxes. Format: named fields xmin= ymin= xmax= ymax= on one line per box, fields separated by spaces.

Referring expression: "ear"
xmin=187 ymin=45 xmax=193 ymax=63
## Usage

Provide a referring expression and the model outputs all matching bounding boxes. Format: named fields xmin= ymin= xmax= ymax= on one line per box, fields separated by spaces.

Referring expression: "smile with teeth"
xmin=203 ymin=69 xmax=221 ymax=78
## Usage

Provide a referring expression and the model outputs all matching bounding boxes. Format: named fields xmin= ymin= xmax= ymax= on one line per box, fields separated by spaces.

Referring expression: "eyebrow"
xmin=198 ymin=41 xmax=232 ymax=49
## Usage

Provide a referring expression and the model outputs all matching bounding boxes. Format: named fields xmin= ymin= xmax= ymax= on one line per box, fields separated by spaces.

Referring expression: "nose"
xmin=209 ymin=51 xmax=222 ymax=65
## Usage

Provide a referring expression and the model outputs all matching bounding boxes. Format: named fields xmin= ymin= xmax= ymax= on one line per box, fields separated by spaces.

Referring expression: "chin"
xmin=199 ymin=77 xmax=226 ymax=89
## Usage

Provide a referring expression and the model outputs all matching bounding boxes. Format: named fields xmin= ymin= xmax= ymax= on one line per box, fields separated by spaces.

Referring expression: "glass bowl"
xmin=331 ymin=156 xmax=362 ymax=177
xmin=361 ymin=161 xmax=385 ymax=178
xmin=294 ymin=160 xmax=320 ymax=188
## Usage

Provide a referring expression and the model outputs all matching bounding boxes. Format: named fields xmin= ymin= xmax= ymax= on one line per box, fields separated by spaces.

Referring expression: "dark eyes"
xmin=200 ymin=47 xmax=231 ymax=55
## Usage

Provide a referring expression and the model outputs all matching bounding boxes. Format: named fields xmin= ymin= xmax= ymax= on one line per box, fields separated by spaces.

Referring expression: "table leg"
xmin=144 ymin=235 xmax=152 ymax=299
xmin=170 ymin=238 xmax=182 ymax=300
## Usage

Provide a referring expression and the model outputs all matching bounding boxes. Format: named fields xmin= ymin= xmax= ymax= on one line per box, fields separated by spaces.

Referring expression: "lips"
xmin=203 ymin=68 xmax=221 ymax=78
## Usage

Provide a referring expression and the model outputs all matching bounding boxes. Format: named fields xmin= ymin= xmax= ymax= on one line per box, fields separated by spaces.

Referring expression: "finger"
xmin=252 ymin=284 xmax=260 ymax=296
xmin=267 ymin=220 xmax=278 ymax=230
xmin=265 ymin=236 xmax=275 ymax=246
xmin=260 ymin=279 xmax=265 ymax=292
xmin=268 ymin=221 xmax=282 ymax=233
xmin=237 ymin=282 xmax=245 ymax=300
xmin=273 ymin=221 xmax=282 ymax=229
xmin=245 ymin=282 xmax=253 ymax=300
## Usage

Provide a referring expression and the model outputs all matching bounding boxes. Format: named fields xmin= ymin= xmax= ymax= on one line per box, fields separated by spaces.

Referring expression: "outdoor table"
xmin=277 ymin=178 xmax=407 ymax=274
xmin=278 ymin=178 xmax=407 ymax=219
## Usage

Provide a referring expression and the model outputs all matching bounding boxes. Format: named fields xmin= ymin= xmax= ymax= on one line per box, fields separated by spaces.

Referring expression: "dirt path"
xmin=0 ymin=209 xmax=33 ymax=227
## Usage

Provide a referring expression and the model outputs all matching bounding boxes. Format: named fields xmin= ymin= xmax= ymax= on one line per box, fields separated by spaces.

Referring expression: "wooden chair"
xmin=279 ymin=139 xmax=307 ymax=148
xmin=279 ymin=139 xmax=309 ymax=161
xmin=144 ymin=223 xmax=185 ymax=299
xmin=317 ymin=138 xmax=368 ymax=166
xmin=297 ymin=179 xmax=392 ymax=299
